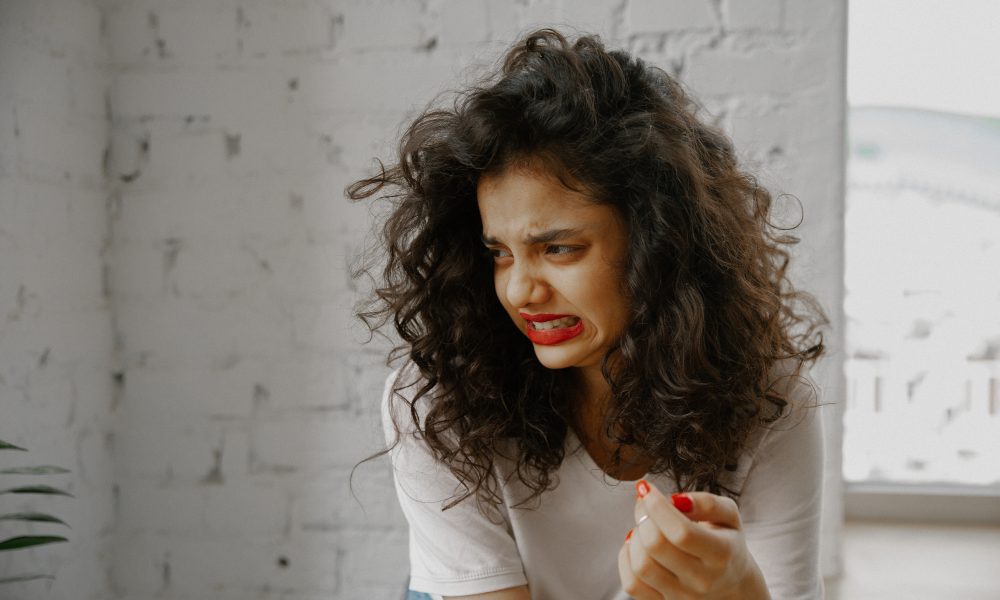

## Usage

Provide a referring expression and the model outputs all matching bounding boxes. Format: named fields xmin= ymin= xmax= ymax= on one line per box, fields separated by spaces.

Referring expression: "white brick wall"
xmin=0 ymin=2 xmax=115 ymax=600
xmin=0 ymin=0 xmax=846 ymax=598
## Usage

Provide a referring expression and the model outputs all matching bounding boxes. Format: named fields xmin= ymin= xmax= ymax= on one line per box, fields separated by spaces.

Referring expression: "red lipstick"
xmin=519 ymin=313 xmax=584 ymax=345
xmin=519 ymin=313 xmax=573 ymax=322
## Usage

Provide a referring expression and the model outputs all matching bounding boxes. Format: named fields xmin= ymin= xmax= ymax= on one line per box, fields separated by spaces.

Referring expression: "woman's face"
xmin=477 ymin=164 xmax=631 ymax=374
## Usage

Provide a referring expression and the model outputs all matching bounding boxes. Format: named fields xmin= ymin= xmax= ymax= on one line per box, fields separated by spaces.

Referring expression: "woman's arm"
xmin=733 ymin=394 xmax=825 ymax=599
xmin=384 ymin=367 xmax=529 ymax=597
xmin=446 ymin=585 xmax=531 ymax=600
xmin=619 ymin=483 xmax=772 ymax=600
xmin=618 ymin=370 xmax=825 ymax=600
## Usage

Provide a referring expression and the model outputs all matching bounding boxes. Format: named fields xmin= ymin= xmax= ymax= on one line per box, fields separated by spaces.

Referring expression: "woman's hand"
xmin=617 ymin=480 xmax=771 ymax=600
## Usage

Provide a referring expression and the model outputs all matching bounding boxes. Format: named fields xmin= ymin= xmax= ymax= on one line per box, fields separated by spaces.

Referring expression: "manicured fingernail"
xmin=625 ymin=529 xmax=633 ymax=542
xmin=635 ymin=479 xmax=650 ymax=499
xmin=671 ymin=493 xmax=693 ymax=513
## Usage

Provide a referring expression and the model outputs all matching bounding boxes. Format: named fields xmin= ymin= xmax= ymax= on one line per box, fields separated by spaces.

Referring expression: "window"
xmin=845 ymin=0 xmax=1000 ymax=519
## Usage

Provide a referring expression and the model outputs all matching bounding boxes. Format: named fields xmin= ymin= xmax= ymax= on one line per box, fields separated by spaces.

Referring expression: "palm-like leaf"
xmin=0 ymin=574 xmax=55 ymax=584
xmin=0 ymin=485 xmax=73 ymax=497
xmin=0 ymin=466 xmax=71 ymax=475
xmin=0 ymin=512 xmax=69 ymax=527
xmin=0 ymin=535 xmax=68 ymax=551
xmin=0 ymin=440 xmax=72 ymax=585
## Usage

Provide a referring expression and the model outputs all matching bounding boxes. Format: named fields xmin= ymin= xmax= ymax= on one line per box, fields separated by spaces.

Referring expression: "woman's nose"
xmin=505 ymin=262 xmax=550 ymax=307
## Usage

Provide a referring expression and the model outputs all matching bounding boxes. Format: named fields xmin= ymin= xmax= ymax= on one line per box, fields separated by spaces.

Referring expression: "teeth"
xmin=531 ymin=316 xmax=580 ymax=330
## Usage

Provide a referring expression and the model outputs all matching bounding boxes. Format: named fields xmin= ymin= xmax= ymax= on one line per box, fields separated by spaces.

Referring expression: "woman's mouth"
xmin=522 ymin=315 xmax=584 ymax=345
xmin=528 ymin=316 xmax=580 ymax=330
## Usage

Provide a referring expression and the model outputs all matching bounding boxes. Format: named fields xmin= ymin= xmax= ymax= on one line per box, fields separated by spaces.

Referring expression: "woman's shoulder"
xmin=765 ymin=356 xmax=823 ymax=426
xmin=720 ymin=357 xmax=824 ymax=496
xmin=380 ymin=360 xmax=434 ymax=443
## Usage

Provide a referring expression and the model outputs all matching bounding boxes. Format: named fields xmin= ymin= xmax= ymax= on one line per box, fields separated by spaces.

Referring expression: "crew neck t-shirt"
xmin=382 ymin=362 xmax=825 ymax=600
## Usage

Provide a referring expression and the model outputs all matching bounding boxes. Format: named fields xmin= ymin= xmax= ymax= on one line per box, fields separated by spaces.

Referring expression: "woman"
xmin=349 ymin=29 xmax=829 ymax=600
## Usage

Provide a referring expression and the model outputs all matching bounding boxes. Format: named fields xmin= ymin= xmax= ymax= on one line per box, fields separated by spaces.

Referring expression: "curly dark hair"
xmin=349 ymin=29 xmax=828 ymax=510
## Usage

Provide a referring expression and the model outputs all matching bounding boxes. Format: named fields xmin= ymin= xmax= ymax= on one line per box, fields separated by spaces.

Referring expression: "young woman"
xmin=350 ymin=29 xmax=829 ymax=600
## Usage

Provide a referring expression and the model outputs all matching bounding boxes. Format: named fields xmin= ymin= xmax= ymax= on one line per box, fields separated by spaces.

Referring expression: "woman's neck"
xmin=570 ymin=366 xmax=653 ymax=480
xmin=570 ymin=365 xmax=613 ymax=442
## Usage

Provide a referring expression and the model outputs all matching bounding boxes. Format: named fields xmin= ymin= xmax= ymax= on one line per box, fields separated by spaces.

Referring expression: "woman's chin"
xmin=532 ymin=347 xmax=581 ymax=370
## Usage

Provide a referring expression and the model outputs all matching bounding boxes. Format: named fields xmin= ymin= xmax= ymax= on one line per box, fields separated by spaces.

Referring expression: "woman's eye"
xmin=488 ymin=248 xmax=511 ymax=260
xmin=546 ymin=245 xmax=580 ymax=256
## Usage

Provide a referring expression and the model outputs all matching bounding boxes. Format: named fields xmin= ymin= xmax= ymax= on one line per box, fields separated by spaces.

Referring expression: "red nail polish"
xmin=625 ymin=529 xmax=633 ymax=542
xmin=636 ymin=479 xmax=650 ymax=499
xmin=671 ymin=493 xmax=693 ymax=513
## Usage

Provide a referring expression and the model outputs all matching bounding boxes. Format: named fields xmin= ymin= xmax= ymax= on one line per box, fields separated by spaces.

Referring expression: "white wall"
xmin=849 ymin=0 xmax=1000 ymax=118
xmin=103 ymin=1 xmax=401 ymax=598
xmin=0 ymin=1 xmax=116 ymax=599
xmin=0 ymin=0 xmax=846 ymax=598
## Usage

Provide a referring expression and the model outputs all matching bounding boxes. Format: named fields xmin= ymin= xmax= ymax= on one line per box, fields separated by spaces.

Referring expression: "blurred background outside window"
xmin=845 ymin=0 xmax=1000 ymax=493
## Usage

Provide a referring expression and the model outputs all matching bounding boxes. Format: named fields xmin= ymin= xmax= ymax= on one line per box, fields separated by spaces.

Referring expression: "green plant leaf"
xmin=0 ymin=512 xmax=70 ymax=527
xmin=0 ymin=440 xmax=27 ymax=451
xmin=0 ymin=466 xmax=71 ymax=475
xmin=0 ymin=574 xmax=55 ymax=584
xmin=0 ymin=485 xmax=74 ymax=497
xmin=0 ymin=535 xmax=68 ymax=551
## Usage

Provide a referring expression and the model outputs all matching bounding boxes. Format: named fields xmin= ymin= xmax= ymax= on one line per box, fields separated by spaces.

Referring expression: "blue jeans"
xmin=406 ymin=591 xmax=434 ymax=600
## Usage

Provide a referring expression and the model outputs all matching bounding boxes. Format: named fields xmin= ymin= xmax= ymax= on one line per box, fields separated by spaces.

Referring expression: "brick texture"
xmin=0 ymin=0 xmax=846 ymax=597
xmin=0 ymin=1 xmax=115 ymax=599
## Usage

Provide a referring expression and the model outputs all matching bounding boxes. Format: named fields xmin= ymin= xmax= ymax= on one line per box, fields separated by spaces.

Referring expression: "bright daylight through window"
xmin=845 ymin=0 xmax=1000 ymax=488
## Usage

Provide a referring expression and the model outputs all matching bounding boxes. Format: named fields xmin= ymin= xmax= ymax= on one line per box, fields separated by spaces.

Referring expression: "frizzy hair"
xmin=349 ymin=29 xmax=828 ymax=510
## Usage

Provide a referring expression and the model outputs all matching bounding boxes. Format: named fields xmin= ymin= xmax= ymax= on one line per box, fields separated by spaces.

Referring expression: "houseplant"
xmin=0 ymin=438 xmax=72 ymax=584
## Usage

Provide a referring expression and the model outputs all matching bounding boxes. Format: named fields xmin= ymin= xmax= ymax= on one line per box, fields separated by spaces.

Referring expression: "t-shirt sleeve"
xmin=381 ymin=366 xmax=528 ymax=597
xmin=736 ymin=365 xmax=826 ymax=600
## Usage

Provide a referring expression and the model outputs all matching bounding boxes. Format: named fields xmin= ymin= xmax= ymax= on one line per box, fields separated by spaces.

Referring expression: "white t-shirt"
xmin=382 ymin=362 xmax=825 ymax=600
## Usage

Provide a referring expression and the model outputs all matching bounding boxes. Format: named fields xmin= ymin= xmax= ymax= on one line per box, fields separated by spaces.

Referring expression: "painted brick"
xmin=113 ymin=178 xmax=315 ymax=244
xmin=337 ymin=528 xmax=410 ymax=587
xmin=0 ymin=3 xmax=115 ymax=600
xmin=117 ymin=480 xmax=287 ymax=537
xmin=293 ymin=464 xmax=405 ymax=532
xmin=784 ymin=0 xmax=842 ymax=31
xmin=298 ymin=51 xmax=459 ymax=113
xmin=629 ymin=0 xmax=718 ymax=33
xmin=2 ymin=1 xmax=847 ymax=598
xmin=725 ymin=0 xmax=783 ymax=31
xmin=434 ymin=0 xmax=491 ymax=46
xmin=238 ymin=2 xmax=335 ymax=58
xmin=729 ymin=99 xmax=795 ymax=157
xmin=262 ymin=352 xmax=391 ymax=413
xmin=39 ymin=0 xmax=105 ymax=60
xmin=123 ymin=362 xmax=264 ymax=419
xmin=112 ymin=69 xmax=285 ymax=122
xmin=114 ymin=410 xmax=229 ymax=482
xmin=337 ymin=0 xmax=426 ymax=51
xmin=113 ymin=532 xmax=339 ymax=597
xmin=250 ymin=411 xmax=384 ymax=472
xmin=113 ymin=297 xmax=296 ymax=367
xmin=105 ymin=3 xmax=239 ymax=65
xmin=15 ymin=106 xmax=106 ymax=182
xmin=288 ymin=296 xmax=367 ymax=354
xmin=685 ymin=42 xmax=828 ymax=97
xmin=484 ymin=0 xmax=521 ymax=41
xmin=514 ymin=0 xmax=563 ymax=31
xmin=68 ymin=63 xmax=111 ymax=121
xmin=5 ymin=50 xmax=75 ymax=119
xmin=563 ymin=1 xmax=630 ymax=40
xmin=116 ymin=121 xmax=302 ymax=186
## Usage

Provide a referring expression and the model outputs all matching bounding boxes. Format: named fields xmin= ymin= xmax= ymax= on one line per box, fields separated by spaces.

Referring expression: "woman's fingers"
xmin=678 ymin=491 xmax=742 ymax=529
xmin=636 ymin=483 xmax=731 ymax=562
xmin=618 ymin=540 xmax=665 ymax=600
xmin=624 ymin=482 xmax=761 ymax=598
xmin=634 ymin=504 xmax=723 ymax=594
xmin=630 ymin=518 xmax=698 ymax=594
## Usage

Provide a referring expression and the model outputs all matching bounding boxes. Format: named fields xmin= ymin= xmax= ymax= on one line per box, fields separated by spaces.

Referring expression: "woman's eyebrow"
xmin=481 ymin=227 xmax=587 ymax=246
